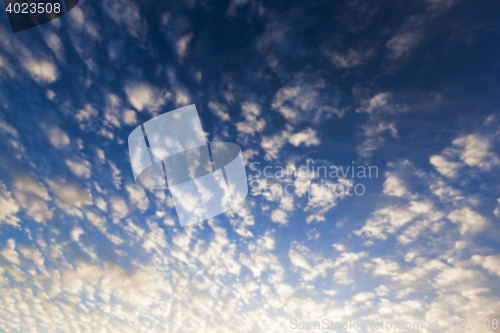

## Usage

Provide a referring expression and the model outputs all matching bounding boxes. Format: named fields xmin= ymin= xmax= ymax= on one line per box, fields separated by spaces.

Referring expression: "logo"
xmin=128 ymin=105 xmax=248 ymax=227
xmin=4 ymin=0 xmax=80 ymax=33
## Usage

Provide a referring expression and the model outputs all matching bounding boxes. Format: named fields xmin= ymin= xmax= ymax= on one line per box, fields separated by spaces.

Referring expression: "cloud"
xmin=102 ymin=0 xmax=146 ymax=39
xmin=261 ymin=128 xmax=320 ymax=160
xmin=45 ymin=178 xmax=92 ymax=217
xmin=304 ymin=180 xmax=343 ymax=223
xmin=472 ymin=254 xmax=500 ymax=277
xmin=124 ymin=82 xmax=166 ymax=113
xmin=70 ymin=227 xmax=84 ymax=242
xmin=271 ymin=208 xmax=288 ymax=224
xmin=260 ymin=131 xmax=288 ymax=160
xmin=357 ymin=121 xmax=398 ymax=157
xmin=289 ymin=242 xmax=334 ymax=281
xmin=123 ymin=109 xmax=137 ymax=125
xmin=0 ymin=181 xmax=20 ymax=227
xmin=111 ymin=196 xmax=129 ymax=220
xmin=125 ymin=184 xmax=149 ymax=212
xmin=355 ymin=201 xmax=442 ymax=241
xmin=65 ymin=158 xmax=92 ymax=179
xmin=176 ymin=33 xmax=194 ymax=60
xmin=447 ymin=207 xmax=490 ymax=235
xmin=272 ymin=83 xmax=344 ymax=123
xmin=326 ymin=48 xmax=365 ymax=68
xmin=12 ymin=175 xmax=52 ymax=223
xmin=383 ymin=173 xmax=409 ymax=197
xmin=430 ymin=155 xmax=462 ymax=178
xmin=357 ymin=93 xmax=393 ymax=114
xmin=288 ymin=128 xmax=320 ymax=147
xmin=1 ymin=239 xmax=20 ymax=265
xmin=431 ymin=134 xmax=499 ymax=177
xmin=386 ymin=32 xmax=421 ymax=59
xmin=22 ymin=58 xmax=58 ymax=83
xmin=41 ymin=125 xmax=70 ymax=149
xmin=452 ymin=134 xmax=500 ymax=170
xmin=208 ymin=101 xmax=230 ymax=122
xmin=43 ymin=32 xmax=64 ymax=60
xmin=235 ymin=102 xmax=265 ymax=138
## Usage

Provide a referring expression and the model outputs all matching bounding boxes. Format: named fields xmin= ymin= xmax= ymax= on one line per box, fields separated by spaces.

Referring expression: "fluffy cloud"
xmin=452 ymin=134 xmax=500 ymax=170
xmin=65 ymin=158 xmax=92 ymax=178
xmin=125 ymin=184 xmax=149 ymax=212
xmin=431 ymin=134 xmax=499 ymax=177
xmin=447 ymin=207 xmax=490 ymax=235
xmin=124 ymin=82 xmax=166 ymax=113
xmin=430 ymin=155 xmax=462 ymax=178
xmin=12 ymin=175 xmax=52 ymax=223
xmin=386 ymin=32 xmax=421 ymax=59
xmin=272 ymin=83 xmax=344 ymax=123
xmin=0 ymin=181 xmax=19 ymax=226
xmin=383 ymin=173 xmax=409 ymax=197
xmin=41 ymin=125 xmax=70 ymax=149
xmin=22 ymin=58 xmax=58 ymax=83
xmin=235 ymin=102 xmax=265 ymax=138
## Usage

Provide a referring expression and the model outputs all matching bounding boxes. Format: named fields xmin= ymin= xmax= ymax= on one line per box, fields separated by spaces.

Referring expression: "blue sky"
xmin=0 ymin=0 xmax=500 ymax=332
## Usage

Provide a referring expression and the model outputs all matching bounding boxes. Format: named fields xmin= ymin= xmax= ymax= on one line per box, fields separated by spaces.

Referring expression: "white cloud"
xmin=22 ymin=58 xmax=58 ymax=83
xmin=70 ymin=227 xmax=84 ymax=242
xmin=304 ymin=180 xmax=343 ymax=223
xmin=123 ymin=109 xmax=137 ymax=125
xmin=289 ymin=242 xmax=334 ymax=281
xmin=12 ymin=175 xmax=52 ymax=223
xmin=326 ymin=48 xmax=364 ymax=68
xmin=494 ymin=199 xmax=500 ymax=218
xmin=235 ymin=102 xmax=265 ymax=137
xmin=383 ymin=173 xmax=409 ymax=197
xmin=208 ymin=101 xmax=230 ymax=122
xmin=288 ymin=128 xmax=320 ymax=147
xmin=386 ymin=32 xmax=420 ymax=59
xmin=355 ymin=201 xmax=441 ymax=241
xmin=452 ymin=134 xmax=499 ymax=170
xmin=431 ymin=134 xmax=499 ymax=178
xmin=111 ymin=197 xmax=129 ymax=220
xmin=42 ymin=125 xmax=70 ymax=149
xmin=102 ymin=0 xmax=145 ymax=39
xmin=176 ymin=33 xmax=193 ymax=60
xmin=357 ymin=121 xmax=398 ymax=157
xmin=125 ymin=184 xmax=149 ymax=212
xmin=271 ymin=209 xmax=288 ymax=224
xmin=357 ymin=93 xmax=393 ymax=114
xmin=261 ymin=131 xmax=288 ymax=160
xmin=65 ymin=158 xmax=92 ymax=178
xmin=0 ymin=181 xmax=19 ymax=226
xmin=43 ymin=32 xmax=64 ymax=60
xmin=430 ymin=155 xmax=462 ymax=178
xmin=447 ymin=207 xmax=489 ymax=235
xmin=124 ymin=81 xmax=166 ymax=113
xmin=0 ymin=120 xmax=19 ymax=138
xmin=272 ymin=83 xmax=344 ymax=123
xmin=472 ymin=255 xmax=500 ymax=277
xmin=1 ymin=239 xmax=20 ymax=265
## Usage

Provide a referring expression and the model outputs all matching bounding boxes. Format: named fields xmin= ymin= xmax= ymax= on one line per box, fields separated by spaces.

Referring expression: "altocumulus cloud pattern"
xmin=128 ymin=105 xmax=248 ymax=226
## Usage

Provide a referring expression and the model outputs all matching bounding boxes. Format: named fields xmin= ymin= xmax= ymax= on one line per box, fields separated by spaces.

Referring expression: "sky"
xmin=0 ymin=0 xmax=500 ymax=332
